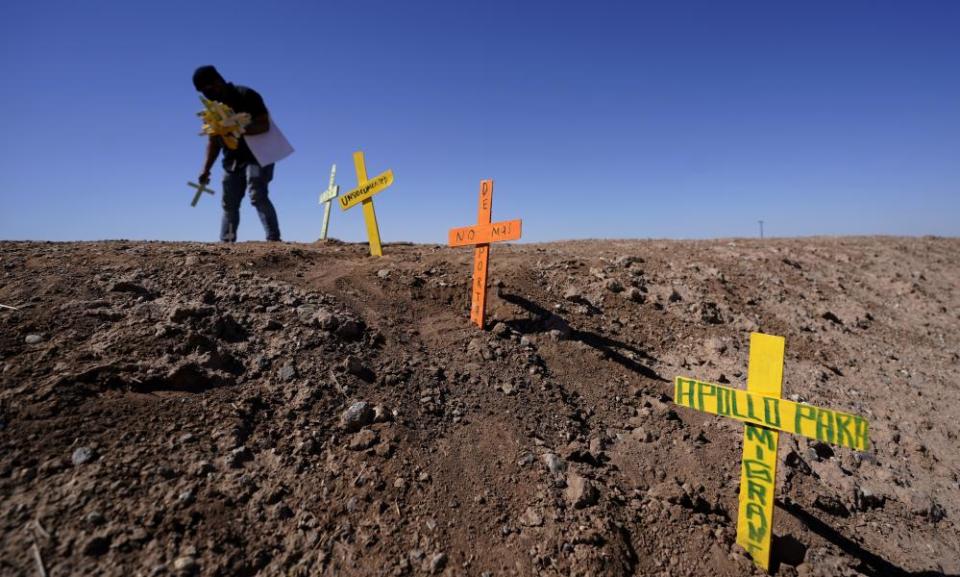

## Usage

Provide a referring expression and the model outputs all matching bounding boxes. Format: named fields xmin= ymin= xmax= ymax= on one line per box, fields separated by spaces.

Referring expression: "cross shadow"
xmin=498 ymin=292 xmax=666 ymax=382
xmin=775 ymin=499 xmax=956 ymax=577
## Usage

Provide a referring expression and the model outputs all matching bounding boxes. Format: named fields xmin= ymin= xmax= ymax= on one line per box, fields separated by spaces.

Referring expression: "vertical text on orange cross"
xmin=471 ymin=180 xmax=493 ymax=327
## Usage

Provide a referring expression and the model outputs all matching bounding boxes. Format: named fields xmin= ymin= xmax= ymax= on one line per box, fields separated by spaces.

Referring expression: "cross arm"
xmin=339 ymin=170 xmax=394 ymax=211
xmin=673 ymin=377 xmax=870 ymax=451
xmin=448 ymin=219 xmax=522 ymax=247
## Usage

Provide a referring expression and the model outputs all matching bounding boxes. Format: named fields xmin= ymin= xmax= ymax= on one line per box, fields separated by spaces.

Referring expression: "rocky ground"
xmin=0 ymin=236 xmax=958 ymax=577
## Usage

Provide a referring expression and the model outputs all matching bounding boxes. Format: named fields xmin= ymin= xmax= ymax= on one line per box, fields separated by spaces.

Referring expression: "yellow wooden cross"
xmin=187 ymin=180 xmax=215 ymax=207
xmin=339 ymin=151 xmax=394 ymax=257
xmin=448 ymin=179 xmax=522 ymax=328
xmin=673 ymin=332 xmax=870 ymax=572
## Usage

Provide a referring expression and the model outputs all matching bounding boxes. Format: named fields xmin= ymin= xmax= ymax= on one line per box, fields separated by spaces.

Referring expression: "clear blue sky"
xmin=1 ymin=1 xmax=958 ymax=243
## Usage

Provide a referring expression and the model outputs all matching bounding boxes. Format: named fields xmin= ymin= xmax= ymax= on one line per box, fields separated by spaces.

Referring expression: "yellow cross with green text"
xmin=673 ymin=333 xmax=870 ymax=572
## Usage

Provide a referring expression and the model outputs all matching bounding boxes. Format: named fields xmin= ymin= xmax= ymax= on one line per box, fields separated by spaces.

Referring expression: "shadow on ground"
xmin=775 ymin=499 xmax=957 ymax=577
xmin=499 ymin=292 xmax=666 ymax=383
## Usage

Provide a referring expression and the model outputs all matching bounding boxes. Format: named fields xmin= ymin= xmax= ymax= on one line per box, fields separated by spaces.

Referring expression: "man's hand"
xmin=198 ymin=170 xmax=211 ymax=185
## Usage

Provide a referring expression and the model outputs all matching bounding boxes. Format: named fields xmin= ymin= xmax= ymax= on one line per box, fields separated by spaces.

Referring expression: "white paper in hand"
xmin=245 ymin=117 xmax=294 ymax=166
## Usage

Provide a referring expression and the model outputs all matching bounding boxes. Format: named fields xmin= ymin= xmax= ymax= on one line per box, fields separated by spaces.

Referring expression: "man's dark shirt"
xmin=216 ymin=83 xmax=268 ymax=169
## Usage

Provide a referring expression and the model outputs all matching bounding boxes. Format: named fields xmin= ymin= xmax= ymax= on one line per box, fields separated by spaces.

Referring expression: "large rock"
xmin=647 ymin=479 xmax=686 ymax=504
xmin=541 ymin=452 xmax=566 ymax=475
xmin=278 ymin=361 xmax=297 ymax=381
xmin=563 ymin=287 xmax=584 ymax=302
xmin=565 ymin=472 xmax=599 ymax=508
xmin=109 ymin=280 xmax=153 ymax=298
xmin=296 ymin=305 xmax=317 ymax=324
xmin=71 ymin=447 xmax=96 ymax=466
xmin=82 ymin=535 xmax=111 ymax=557
xmin=167 ymin=303 xmax=215 ymax=323
xmin=624 ymin=287 xmax=645 ymax=303
xmin=348 ymin=429 xmax=379 ymax=451
xmin=314 ymin=308 xmax=340 ymax=331
xmin=854 ymin=484 xmax=886 ymax=511
xmin=519 ymin=507 xmax=544 ymax=527
xmin=343 ymin=356 xmax=374 ymax=382
xmin=341 ymin=401 xmax=375 ymax=432
xmin=605 ymin=278 xmax=624 ymax=293
xmin=336 ymin=319 xmax=365 ymax=341
xmin=427 ymin=552 xmax=447 ymax=575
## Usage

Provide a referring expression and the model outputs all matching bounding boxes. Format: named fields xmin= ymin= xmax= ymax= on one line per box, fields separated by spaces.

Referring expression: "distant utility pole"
xmin=758 ymin=220 xmax=765 ymax=240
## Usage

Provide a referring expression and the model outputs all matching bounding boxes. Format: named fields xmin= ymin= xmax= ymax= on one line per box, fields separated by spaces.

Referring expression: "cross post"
xmin=448 ymin=179 xmax=522 ymax=328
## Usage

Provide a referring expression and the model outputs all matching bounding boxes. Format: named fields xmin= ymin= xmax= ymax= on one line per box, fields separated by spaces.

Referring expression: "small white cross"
xmin=318 ymin=164 xmax=339 ymax=240
xmin=187 ymin=181 xmax=215 ymax=207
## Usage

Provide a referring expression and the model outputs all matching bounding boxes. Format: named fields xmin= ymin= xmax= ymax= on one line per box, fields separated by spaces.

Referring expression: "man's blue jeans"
xmin=221 ymin=163 xmax=281 ymax=242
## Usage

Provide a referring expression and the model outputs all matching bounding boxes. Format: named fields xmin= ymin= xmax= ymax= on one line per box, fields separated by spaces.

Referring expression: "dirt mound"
xmin=1 ymin=237 xmax=958 ymax=576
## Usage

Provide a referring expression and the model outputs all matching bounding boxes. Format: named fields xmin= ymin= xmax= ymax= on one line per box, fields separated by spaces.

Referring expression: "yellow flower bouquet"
xmin=197 ymin=96 xmax=251 ymax=150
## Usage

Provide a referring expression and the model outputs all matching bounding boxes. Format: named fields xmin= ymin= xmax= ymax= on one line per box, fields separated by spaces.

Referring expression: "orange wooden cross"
xmin=448 ymin=179 xmax=522 ymax=328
